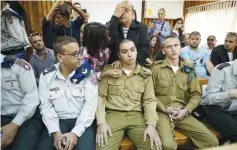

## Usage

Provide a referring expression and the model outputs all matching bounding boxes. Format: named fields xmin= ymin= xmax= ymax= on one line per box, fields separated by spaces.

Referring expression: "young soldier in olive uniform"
xmin=151 ymin=35 xmax=218 ymax=150
xmin=96 ymin=39 xmax=162 ymax=150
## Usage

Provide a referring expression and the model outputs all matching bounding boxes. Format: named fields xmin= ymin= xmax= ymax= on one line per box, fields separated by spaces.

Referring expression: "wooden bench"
xmin=120 ymin=79 xmax=220 ymax=150
xmin=120 ymin=129 xmax=221 ymax=150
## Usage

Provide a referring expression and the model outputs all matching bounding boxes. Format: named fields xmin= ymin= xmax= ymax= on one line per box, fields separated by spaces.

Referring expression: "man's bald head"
xmin=119 ymin=0 xmax=134 ymax=11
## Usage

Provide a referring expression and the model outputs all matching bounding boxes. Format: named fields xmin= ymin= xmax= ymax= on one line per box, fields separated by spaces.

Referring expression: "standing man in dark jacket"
xmin=108 ymin=1 xmax=150 ymax=66
xmin=210 ymin=32 xmax=237 ymax=66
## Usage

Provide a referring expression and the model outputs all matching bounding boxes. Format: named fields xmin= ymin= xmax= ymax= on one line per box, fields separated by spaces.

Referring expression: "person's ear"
xmin=161 ymin=47 xmax=165 ymax=54
xmin=57 ymin=54 xmax=63 ymax=63
xmin=117 ymin=52 xmax=120 ymax=58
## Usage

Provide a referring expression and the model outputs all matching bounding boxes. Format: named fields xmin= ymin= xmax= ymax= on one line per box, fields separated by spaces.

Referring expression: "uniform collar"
xmin=121 ymin=64 xmax=141 ymax=76
xmin=133 ymin=64 xmax=141 ymax=74
xmin=54 ymin=63 xmax=76 ymax=80
xmin=161 ymin=59 xmax=186 ymax=69
xmin=232 ymin=59 xmax=237 ymax=75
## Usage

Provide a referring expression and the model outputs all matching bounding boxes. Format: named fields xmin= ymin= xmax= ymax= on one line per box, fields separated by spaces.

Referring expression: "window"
xmin=184 ymin=0 xmax=237 ymax=45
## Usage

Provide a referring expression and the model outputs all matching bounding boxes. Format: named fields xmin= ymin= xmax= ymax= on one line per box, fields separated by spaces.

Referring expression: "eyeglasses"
xmin=60 ymin=50 xmax=82 ymax=58
xmin=158 ymin=13 xmax=164 ymax=15
xmin=28 ymin=32 xmax=40 ymax=40
xmin=207 ymin=39 xmax=215 ymax=41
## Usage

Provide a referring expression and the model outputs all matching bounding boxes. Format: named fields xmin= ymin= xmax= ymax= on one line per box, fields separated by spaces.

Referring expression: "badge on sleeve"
xmin=15 ymin=59 xmax=31 ymax=70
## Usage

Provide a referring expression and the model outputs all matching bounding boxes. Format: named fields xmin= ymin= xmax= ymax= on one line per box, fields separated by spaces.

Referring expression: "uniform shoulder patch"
xmin=150 ymin=60 xmax=163 ymax=68
xmin=15 ymin=59 xmax=31 ymax=70
xmin=43 ymin=65 xmax=56 ymax=75
xmin=217 ymin=63 xmax=230 ymax=70
xmin=153 ymin=60 xmax=163 ymax=65
xmin=182 ymin=62 xmax=195 ymax=73
xmin=139 ymin=67 xmax=152 ymax=78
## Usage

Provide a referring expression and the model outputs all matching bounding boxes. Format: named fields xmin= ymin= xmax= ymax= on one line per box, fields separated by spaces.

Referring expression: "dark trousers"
xmin=204 ymin=105 xmax=237 ymax=142
xmin=1 ymin=115 xmax=45 ymax=150
xmin=36 ymin=119 xmax=96 ymax=150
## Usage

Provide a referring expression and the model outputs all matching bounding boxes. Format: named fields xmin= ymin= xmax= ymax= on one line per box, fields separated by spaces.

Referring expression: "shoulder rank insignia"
xmin=43 ymin=65 xmax=56 ymax=75
xmin=1 ymin=55 xmax=31 ymax=70
xmin=150 ymin=60 xmax=163 ymax=68
xmin=71 ymin=59 xmax=93 ymax=84
xmin=217 ymin=63 xmax=230 ymax=70
xmin=139 ymin=67 xmax=152 ymax=78
xmin=1 ymin=55 xmax=17 ymax=68
xmin=15 ymin=59 xmax=31 ymax=70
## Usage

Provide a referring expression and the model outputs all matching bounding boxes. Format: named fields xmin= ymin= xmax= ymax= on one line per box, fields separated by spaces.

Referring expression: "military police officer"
xmin=1 ymin=54 xmax=44 ymax=150
xmin=96 ymin=39 xmax=162 ymax=150
xmin=201 ymin=59 xmax=237 ymax=143
xmin=36 ymin=36 xmax=98 ymax=150
xmin=151 ymin=35 xmax=219 ymax=150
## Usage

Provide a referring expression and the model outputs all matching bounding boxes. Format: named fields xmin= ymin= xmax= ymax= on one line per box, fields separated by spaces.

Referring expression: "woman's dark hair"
xmin=57 ymin=4 xmax=70 ymax=20
xmin=173 ymin=18 xmax=183 ymax=28
xmin=150 ymin=34 xmax=161 ymax=59
xmin=83 ymin=22 xmax=109 ymax=59
xmin=133 ymin=10 xmax=137 ymax=21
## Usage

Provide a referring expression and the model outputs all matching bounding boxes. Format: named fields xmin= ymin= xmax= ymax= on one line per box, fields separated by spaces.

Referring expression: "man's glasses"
xmin=60 ymin=50 xmax=83 ymax=58
xmin=28 ymin=32 xmax=40 ymax=40
xmin=207 ymin=39 xmax=215 ymax=41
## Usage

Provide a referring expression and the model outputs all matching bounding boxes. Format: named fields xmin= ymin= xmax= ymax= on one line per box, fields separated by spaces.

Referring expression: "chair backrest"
xmin=199 ymin=79 xmax=208 ymax=95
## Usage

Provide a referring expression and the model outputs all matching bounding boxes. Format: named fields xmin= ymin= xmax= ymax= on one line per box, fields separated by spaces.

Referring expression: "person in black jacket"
xmin=211 ymin=32 xmax=237 ymax=66
xmin=108 ymin=1 xmax=150 ymax=66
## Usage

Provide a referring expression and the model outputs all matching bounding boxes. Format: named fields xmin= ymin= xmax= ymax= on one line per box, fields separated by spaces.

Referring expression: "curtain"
xmin=184 ymin=0 xmax=237 ymax=45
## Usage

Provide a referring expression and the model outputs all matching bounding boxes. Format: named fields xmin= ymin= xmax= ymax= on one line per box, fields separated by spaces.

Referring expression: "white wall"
xmin=73 ymin=0 xmax=142 ymax=24
xmin=144 ymin=0 xmax=184 ymax=19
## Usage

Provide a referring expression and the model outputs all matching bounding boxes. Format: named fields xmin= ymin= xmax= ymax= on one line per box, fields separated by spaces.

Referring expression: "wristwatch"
xmin=183 ymin=109 xmax=189 ymax=116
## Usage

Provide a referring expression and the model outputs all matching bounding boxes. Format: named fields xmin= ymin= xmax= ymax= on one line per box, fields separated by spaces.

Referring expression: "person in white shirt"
xmin=36 ymin=36 xmax=98 ymax=150
xmin=200 ymin=35 xmax=217 ymax=56
xmin=1 ymin=54 xmax=44 ymax=150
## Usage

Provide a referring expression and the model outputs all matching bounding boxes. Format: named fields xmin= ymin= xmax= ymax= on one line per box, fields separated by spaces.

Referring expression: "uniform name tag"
xmin=50 ymin=87 xmax=60 ymax=92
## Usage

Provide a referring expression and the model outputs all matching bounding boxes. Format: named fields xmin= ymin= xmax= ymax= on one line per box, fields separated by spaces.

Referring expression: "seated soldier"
xmin=1 ymin=54 xmax=44 ymax=150
xmin=96 ymin=39 xmax=162 ymax=150
xmin=36 ymin=36 xmax=98 ymax=150
xmin=201 ymin=59 xmax=237 ymax=143
xmin=151 ymin=35 xmax=219 ymax=150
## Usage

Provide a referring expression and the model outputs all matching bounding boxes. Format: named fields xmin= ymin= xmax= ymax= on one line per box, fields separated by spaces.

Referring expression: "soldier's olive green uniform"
xmin=96 ymin=64 xmax=158 ymax=150
xmin=151 ymin=60 xmax=219 ymax=150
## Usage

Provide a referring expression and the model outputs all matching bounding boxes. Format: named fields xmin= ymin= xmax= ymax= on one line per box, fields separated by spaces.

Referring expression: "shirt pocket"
xmin=108 ymin=80 xmax=122 ymax=95
xmin=131 ymin=85 xmax=144 ymax=101
xmin=3 ymin=75 xmax=20 ymax=89
xmin=48 ymin=90 xmax=64 ymax=111
xmin=176 ymin=83 xmax=188 ymax=100
xmin=71 ymin=85 xmax=85 ymax=102
xmin=156 ymin=78 xmax=170 ymax=95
